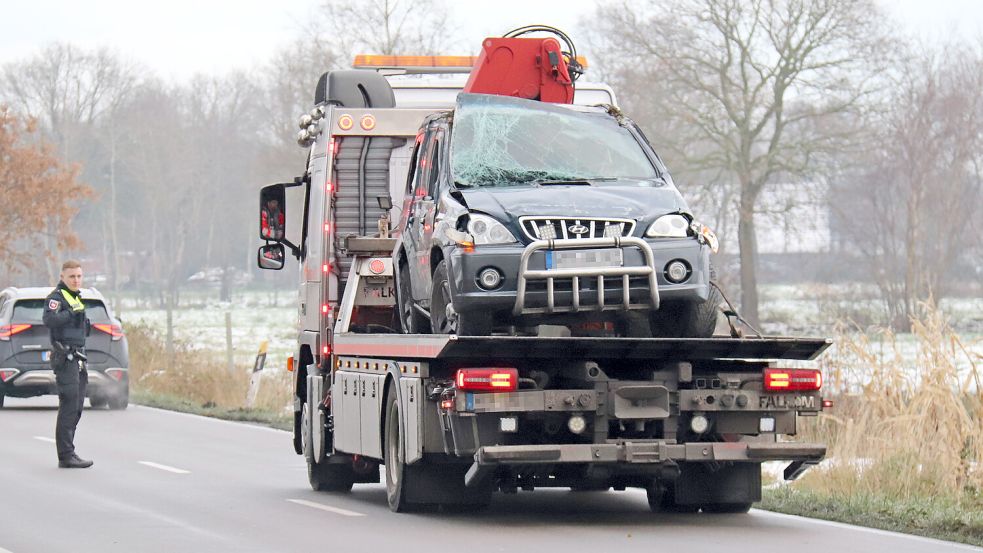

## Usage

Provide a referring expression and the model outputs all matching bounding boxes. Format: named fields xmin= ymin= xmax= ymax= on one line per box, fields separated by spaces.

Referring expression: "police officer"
xmin=42 ymin=260 xmax=94 ymax=469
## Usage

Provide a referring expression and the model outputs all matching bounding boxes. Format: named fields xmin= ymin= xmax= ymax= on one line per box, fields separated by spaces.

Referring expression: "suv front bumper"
xmin=447 ymin=238 xmax=710 ymax=318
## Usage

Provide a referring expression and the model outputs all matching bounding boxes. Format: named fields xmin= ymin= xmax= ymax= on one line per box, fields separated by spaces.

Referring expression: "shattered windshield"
xmin=450 ymin=93 xmax=659 ymax=187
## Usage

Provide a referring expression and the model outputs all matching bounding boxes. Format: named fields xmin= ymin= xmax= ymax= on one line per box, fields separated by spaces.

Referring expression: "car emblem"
xmin=568 ymin=224 xmax=590 ymax=235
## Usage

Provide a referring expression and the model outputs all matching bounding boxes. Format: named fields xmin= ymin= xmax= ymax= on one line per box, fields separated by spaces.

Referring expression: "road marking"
xmin=33 ymin=436 xmax=56 ymax=444
xmin=0 ymin=546 xmax=14 ymax=553
xmin=139 ymin=461 xmax=190 ymax=474
xmin=754 ymin=509 xmax=982 ymax=550
xmin=133 ymin=405 xmax=287 ymax=434
xmin=287 ymin=498 xmax=365 ymax=517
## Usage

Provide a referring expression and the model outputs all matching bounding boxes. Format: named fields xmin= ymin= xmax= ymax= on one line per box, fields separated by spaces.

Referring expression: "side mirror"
xmin=260 ymin=184 xmax=287 ymax=241
xmin=257 ymin=244 xmax=285 ymax=270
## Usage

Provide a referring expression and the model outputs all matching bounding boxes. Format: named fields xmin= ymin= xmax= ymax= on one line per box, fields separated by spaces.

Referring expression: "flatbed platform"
xmin=332 ymin=334 xmax=832 ymax=361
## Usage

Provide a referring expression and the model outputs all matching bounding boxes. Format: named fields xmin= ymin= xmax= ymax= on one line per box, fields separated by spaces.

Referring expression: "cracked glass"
xmin=450 ymin=93 xmax=659 ymax=187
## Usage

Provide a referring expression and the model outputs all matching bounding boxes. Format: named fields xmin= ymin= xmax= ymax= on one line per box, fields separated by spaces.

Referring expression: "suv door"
xmin=403 ymin=125 xmax=439 ymax=303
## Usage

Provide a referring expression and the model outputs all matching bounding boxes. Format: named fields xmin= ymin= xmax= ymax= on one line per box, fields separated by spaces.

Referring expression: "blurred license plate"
xmin=549 ymin=249 xmax=623 ymax=270
xmin=41 ymin=351 xmax=50 ymax=362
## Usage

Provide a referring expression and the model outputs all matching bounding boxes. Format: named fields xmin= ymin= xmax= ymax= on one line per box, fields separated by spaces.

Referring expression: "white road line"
xmin=132 ymin=405 xmax=287 ymax=434
xmin=287 ymin=498 xmax=366 ymax=517
xmin=138 ymin=461 xmax=191 ymax=474
xmin=753 ymin=509 xmax=982 ymax=550
xmin=33 ymin=436 xmax=56 ymax=444
xmin=0 ymin=546 xmax=14 ymax=553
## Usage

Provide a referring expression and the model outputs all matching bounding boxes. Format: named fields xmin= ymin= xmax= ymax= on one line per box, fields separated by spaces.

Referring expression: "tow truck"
xmin=257 ymin=28 xmax=830 ymax=513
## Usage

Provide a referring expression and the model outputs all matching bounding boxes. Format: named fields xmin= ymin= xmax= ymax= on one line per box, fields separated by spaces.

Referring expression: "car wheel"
xmin=0 ymin=392 xmax=5 ymax=408
xmin=89 ymin=396 xmax=109 ymax=409
xmin=397 ymin=261 xmax=428 ymax=334
xmin=649 ymin=283 xmax=722 ymax=338
xmin=108 ymin=391 xmax=129 ymax=410
xmin=430 ymin=260 xmax=491 ymax=336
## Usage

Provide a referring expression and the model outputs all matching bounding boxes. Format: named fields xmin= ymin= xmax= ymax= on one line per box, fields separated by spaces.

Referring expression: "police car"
xmin=0 ymin=287 xmax=129 ymax=409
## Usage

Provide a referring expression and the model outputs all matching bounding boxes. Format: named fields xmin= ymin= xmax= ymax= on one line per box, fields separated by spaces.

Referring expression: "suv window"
xmin=13 ymin=299 xmax=111 ymax=324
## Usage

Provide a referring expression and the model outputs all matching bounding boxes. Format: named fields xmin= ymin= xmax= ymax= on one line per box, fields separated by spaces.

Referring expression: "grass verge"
xmin=131 ymin=389 xmax=291 ymax=431
xmin=761 ymin=487 xmax=983 ymax=547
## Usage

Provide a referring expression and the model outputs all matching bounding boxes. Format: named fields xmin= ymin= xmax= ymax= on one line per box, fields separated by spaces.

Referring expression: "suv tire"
xmin=649 ymin=283 xmax=722 ymax=338
xmin=430 ymin=260 xmax=491 ymax=336
xmin=108 ymin=391 xmax=129 ymax=410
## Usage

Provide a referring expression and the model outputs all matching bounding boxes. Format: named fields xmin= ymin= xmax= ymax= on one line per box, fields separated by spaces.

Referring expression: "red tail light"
xmin=455 ymin=368 xmax=518 ymax=392
xmin=104 ymin=368 xmax=127 ymax=382
xmin=0 ymin=368 xmax=19 ymax=382
xmin=0 ymin=324 xmax=31 ymax=340
xmin=93 ymin=324 xmax=124 ymax=341
xmin=764 ymin=368 xmax=823 ymax=392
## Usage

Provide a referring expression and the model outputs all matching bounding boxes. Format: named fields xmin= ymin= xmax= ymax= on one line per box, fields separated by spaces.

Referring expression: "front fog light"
xmin=665 ymin=260 xmax=690 ymax=283
xmin=477 ymin=268 xmax=503 ymax=290
xmin=690 ymin=413 xmax=709 ymax=434
xmin=568 ymin=414 xmax=587 ymax=434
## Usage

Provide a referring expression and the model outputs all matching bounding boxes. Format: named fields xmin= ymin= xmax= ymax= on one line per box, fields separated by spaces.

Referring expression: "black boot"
xmin=58 ymin=455 xmax=93 ymax=469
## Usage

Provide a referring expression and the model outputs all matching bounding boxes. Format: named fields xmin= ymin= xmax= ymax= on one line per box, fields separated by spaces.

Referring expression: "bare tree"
xmin=587 ymin=0 xmax=891 ymax=325
xmin=314 ymin=0 xmax=460 ymax=62
xmin=831 ymin=44 xmax=983 ymax=330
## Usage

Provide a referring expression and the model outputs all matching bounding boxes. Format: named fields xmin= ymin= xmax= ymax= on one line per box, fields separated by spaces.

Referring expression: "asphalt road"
xmin=0 ymin=396 xmax=978 ymax=553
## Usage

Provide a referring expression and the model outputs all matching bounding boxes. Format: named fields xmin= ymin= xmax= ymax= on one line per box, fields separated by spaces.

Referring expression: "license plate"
xmin=548 ymin=248 xmax=623 ymax=270
xmin=758 ymin=394 xmax=818 ymax=410
xmin=41 ymin=351 xmax=50 ymax=362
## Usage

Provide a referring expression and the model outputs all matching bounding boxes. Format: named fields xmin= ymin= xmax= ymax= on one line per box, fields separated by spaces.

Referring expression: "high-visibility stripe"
xmin=60 ymin=289 xmax=84 ymax=311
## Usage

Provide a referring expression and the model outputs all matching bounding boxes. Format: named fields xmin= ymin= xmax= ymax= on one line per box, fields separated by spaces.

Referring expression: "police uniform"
xmin=42 ymin=282 xmax=92 ymax=467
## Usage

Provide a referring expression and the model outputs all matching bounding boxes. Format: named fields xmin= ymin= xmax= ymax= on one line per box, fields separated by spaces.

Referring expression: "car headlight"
xmin=467 ymin=214 xmax=517 ymax=245
xmin=645 ymin=214 xmax=690 ymax=238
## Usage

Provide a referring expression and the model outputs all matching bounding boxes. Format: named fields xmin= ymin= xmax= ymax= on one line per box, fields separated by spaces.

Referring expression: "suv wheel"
xmin=89 ymin=396 xmax=109 ymax=409
xmin=649 ymin=284 xmax=722 ymax=338
xmin=108 ymin=391 xmax=129 ymax=410
xmin=397 ymin=261 xmax=428 ymax=334
xmin=0 ymin=392 xmax=5 ymax=408
xmin=430 ymin=260 xmax=491 ymax=336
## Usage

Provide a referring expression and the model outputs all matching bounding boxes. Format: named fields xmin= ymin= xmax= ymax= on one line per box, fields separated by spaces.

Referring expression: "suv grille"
xmin=519 ymin=217 xmax=636 ymax=241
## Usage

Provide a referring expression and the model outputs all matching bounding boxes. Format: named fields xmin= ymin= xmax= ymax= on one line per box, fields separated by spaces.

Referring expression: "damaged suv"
xmin=394 ymin=93 xmax=720 ymax=337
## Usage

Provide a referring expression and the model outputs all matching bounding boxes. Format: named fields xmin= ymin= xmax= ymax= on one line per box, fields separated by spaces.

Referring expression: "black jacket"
xmin=42 ymin=282 xmax=90 ymax=348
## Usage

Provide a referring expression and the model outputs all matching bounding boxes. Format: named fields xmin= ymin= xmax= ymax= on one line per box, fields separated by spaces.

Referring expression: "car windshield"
xmin=13 ymin=299 xmax=111 ymax=324
xmin=450 ymin=93 xmax=659 ymax=187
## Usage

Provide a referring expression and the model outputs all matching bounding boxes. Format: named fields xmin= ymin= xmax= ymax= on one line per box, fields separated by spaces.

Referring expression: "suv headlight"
xmin=467 ymin=214 xmax=517 ymax=245
xmin=645 ymin=214 xmax=690 ymax=238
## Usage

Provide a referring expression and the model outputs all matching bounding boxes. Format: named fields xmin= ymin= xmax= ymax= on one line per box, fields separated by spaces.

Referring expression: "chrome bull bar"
xmin=513 ymin=237 xmax=660 ymax=316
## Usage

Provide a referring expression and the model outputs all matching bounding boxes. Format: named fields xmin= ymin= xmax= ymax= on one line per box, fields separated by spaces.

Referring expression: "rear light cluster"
xmin=455 ymin=368 xmax=518 ymax=392
xmin=93 ymin=324 xmax=124 ymax=341
xmin=0 ymin=368 xmax=19 ymax=382
xmin=0 ymin=324 xmax=31 ymax=340
xmin=104 ymin=368 xmax=127 ymax=382
xmin=764 ymin=369 xmax=823 ymax=392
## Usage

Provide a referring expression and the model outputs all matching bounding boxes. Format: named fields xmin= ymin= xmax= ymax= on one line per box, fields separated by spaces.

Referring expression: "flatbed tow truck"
xmin=257 ymin=29 xmax=831 ymax=513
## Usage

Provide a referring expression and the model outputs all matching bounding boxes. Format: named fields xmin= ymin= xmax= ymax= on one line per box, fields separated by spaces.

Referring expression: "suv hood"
xmin=457 ymin=182 xmax=688 ymax=223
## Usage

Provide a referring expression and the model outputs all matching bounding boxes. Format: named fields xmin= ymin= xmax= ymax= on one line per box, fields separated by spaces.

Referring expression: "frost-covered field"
xmin=118 ymin=289 xmax=298 ymax=370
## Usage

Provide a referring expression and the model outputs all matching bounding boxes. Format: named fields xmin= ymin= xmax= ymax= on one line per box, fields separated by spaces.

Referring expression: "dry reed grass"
xmin=797 ymin=304 xmax=982 ymax=503
xmin=126 ymin=323 xmax=292 ymax=414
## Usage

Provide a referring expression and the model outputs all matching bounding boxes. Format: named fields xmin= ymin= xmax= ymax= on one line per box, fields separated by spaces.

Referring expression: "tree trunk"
xmin=737 ymin=192 xmax=760 ymax=327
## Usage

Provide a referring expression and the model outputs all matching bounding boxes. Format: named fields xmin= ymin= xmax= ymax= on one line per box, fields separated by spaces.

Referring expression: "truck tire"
xmin=647 ymin=483 xmax=698 ymax=513
xmin=398 ymin=261 xmax=428 ymax=334
xmin=308 ymin=459 xmax=354 ymax=492
xmin=702 ymin=502 xmax=752 ymax=514
xmin=384 ymin=389 xmax=417 ymax=512
xmin=648 ymin=283 xmax=722 ymax=338
xmin=430 ymin=260 xmax=491 ymax=336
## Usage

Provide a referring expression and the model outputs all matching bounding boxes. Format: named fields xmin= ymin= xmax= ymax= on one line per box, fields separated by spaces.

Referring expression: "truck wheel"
xmin=108 ymin=390 xmax=129 ymax=410
xmin=398 ymin=261 xmax=428 ymax=334
xmin=647 ymin=483 xmax=698 ymax=513
xmin=308 ymin=459 xmax=354 ymax=492
xmin=385 ymin=389 xmax=421 ymax=512
xmin=649 ymin=284 xmax=722 ymax=338
xmin=702 ymin=502 xmax=752 ymax=514
xmin=430 ymin=260 xmax=491 ymax=336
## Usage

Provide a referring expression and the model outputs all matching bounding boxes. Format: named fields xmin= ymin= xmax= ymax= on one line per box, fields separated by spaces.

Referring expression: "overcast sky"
xmin=1 ymin=0 xmax=980 ymax=82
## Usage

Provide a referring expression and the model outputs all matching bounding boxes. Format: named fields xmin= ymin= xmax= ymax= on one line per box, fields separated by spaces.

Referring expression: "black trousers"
xmin=52 ymin=352 xmax=87 ymax=461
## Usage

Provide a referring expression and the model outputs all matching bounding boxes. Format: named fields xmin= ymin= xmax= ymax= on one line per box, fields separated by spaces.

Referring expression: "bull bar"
xmin=512 ymin=237 xmax=660 ymax=316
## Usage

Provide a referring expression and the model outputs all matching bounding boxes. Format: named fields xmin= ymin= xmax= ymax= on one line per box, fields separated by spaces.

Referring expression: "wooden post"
xmin=225 ymin=311 xmax=234 ymax=374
